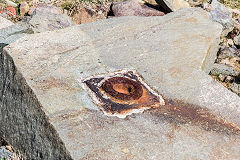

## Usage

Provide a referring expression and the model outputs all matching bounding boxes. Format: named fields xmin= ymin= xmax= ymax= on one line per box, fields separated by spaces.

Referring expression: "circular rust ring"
xmin=101 ymin=77 xmax=143 ymax=101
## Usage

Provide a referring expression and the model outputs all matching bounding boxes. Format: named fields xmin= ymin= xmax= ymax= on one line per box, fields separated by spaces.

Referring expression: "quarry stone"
xmin=1 ymin=8 xmax=240 ymax=160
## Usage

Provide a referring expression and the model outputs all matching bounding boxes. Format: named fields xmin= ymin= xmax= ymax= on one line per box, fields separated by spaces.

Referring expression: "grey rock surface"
xmin=1 ymin=8 xmax=240 ymax=160
xmin=0 ymin=23 xmax=31 ymax=46
xmin=0 ymin=10 xmax=74 ymax=47
xmin=0 ymin=17 xmax=14 ymax=30
xmin=210 ymin=63 xmax=239 ymax=76
xmin=210 ymin=0 xmax=234 ymax=36
xmin=28 ymin=9 xmax=74 ymax=33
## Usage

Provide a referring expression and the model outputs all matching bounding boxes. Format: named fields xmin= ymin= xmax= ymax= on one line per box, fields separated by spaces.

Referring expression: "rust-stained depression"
xmin=81 ymin=70 xmax=165 ymax=118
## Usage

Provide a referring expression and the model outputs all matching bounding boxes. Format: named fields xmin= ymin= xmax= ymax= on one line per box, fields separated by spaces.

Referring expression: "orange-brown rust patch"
xmin=82 ymin=70 xmax=164 ymax=118
xmin=101 ymin=77 xmax=143 ymax=101
xmin=148 ymin=99 xmax=240 ymax=135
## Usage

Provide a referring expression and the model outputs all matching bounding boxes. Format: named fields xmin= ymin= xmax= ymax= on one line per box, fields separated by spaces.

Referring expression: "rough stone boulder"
xmin=1 ymin=8 xmax=240 ymax=159
xmin=111 ymin=0 xmax=165 ymax=17
xmin=156 ymin=0 xmax=190 ymax=12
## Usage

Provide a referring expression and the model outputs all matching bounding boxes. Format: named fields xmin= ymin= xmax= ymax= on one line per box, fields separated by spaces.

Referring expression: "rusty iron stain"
xmin=81 ymin=70 xmax=165 ymax=118
xmin=80 ymin=70 xmax=240 ymax=135
xmin=147 ymin=98 xmax=240 ymax=135
xmin=101 ymin=77 xmax=143 ymax=101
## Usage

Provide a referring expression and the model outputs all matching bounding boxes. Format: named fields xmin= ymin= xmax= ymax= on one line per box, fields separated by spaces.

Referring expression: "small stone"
xmin=210 ymin=0 xmax=234 ymax=37
xmin=5 ymin=0 xmax=18 ymax=7
xmin=225 ymin=76 xmax=234 ymax=83
xmin=233 ymin=35 xmax=240 ymax=47
xmin=98 ymin=10 xmax=103 ymax=15
xmin=202 ymin=2 xmax=213 ymax=12
xmin=111 ymin=0 xmax=165 ymax=17
xmin=229 ymin=83 xmax=240 ymax=95
xmin=28 ymin=3 xmax=62 ymax=15
xmin=72 ymin=8 xmax=93 ymax=25
xmin=227 ymin=39 xmax=234 ymax=46
xmin=210 ymin=63 xmax=237 ymax=76
xmin=218 ymin=46 xmax=240 ymax=59
xmin=20 ymin=1 xmax=30 ymax=17
xmin=218 ymin=74 xmax=226 ymax=82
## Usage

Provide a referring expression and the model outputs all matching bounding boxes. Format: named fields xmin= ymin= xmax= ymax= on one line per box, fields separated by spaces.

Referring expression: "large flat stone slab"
xmin=1 ymin=8 xmax=240 ymax=159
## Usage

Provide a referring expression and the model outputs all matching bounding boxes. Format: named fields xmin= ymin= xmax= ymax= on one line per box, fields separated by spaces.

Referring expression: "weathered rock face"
xmin=155 ymin=0 xmax=190 ymax=12
xmin=28 ymin=10 xmax=74 ymax=33
xmin=1 ymin=8 xmax=240 ymax=160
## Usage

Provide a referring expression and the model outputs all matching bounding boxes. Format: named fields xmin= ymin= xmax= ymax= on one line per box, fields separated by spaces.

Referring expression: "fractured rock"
xmin=2 ymin=8 xmax=240 ymax=160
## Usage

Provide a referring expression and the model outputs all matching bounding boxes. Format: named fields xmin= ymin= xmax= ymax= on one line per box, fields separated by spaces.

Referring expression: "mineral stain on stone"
xmin=81 ymin=70 xmax=165 ymax=118
xmin=81 ymin=70 xmax=240 ymax=135
xmin=148 ymin=98 xmax=240 ymax=135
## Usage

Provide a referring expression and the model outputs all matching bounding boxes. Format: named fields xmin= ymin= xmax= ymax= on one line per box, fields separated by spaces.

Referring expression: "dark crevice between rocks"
xmin=107 ymin=3 xmax=114 ymax=17
xmin=0 ymin=137 xmax=8 ymax=146
xmin=0 ymin=43 xmax=8 ymax=53
xmin=144 ymin=2 xmax=171 ymax=14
